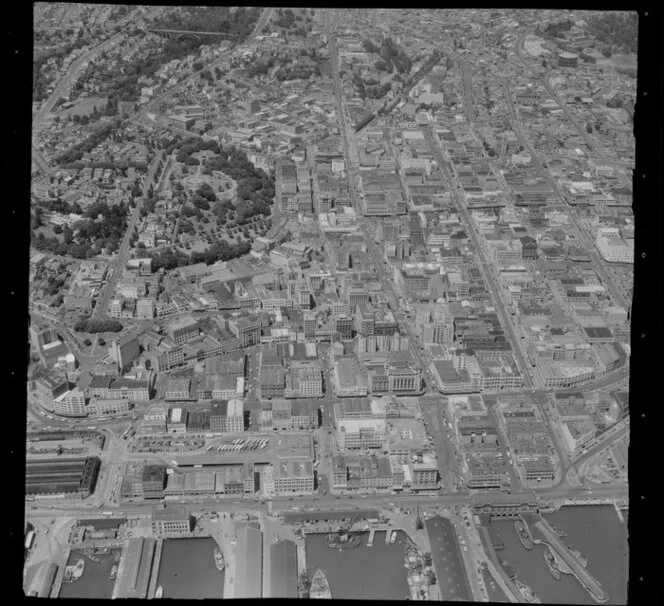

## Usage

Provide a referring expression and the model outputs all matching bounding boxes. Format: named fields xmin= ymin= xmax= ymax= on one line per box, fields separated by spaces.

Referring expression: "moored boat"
xmin=514 ymin=578 xmax=539 ymax=603
xmin=515 ymin=521 xmax=534 ymax=550
xmin=72 ymin=559 xmax=85 ymax=580
xmin=544 ymin=546 xmax=560 ymax=580
xmin=155 ymin=586 xmax=163 ymax=599
xmin=310 ymin=569 xmax=332 ymax=599
xmin=214 ymin=546 xmax=225 ymax=572
xmin=326 ymin=529 xmax=360 ymax=549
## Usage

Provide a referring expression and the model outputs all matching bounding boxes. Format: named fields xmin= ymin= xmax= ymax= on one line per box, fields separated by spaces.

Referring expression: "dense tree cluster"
xmin=362 ymin=37 xmax=412 ymax=74
xmin=73 ymin=318 xmax=123 ymax=333
xmin=151 ymin=6 xmax=261 ymax=40
xmin=97 ymin=37 xmax=204 ymax=106
xmin=275 ymin=63 xmax=321 ymax=81
xmin=54 ymin=120 xmax=121 ymax=165
xmin=33 ymin=37 xmax=90 ymax=101
xmin=352 ymin=73 xmax=391 ymax=101
xmin=32 ymin=200 xmax=129 ymax=258
xmin=246 ymin=56 xmax=277 ymax=78
xmin=175 ymin=138 xmax=220 ymax=164
xmin=273 ymin=8 xmax=297 ymax=29
xmin=201 ymin=146 xmax=274 ymax=225
xmin=587 ymin=12 xmax=638 ymax=54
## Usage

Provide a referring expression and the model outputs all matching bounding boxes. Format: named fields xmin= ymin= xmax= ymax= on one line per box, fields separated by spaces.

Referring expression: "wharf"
xmin=613 ymin=502 xmax=624 ymax=523
xmin=146 ymin=539 xmax=163 ymax=599
xmin=49 ymin=548 xmax=70 ymax=598
xmin=111 ymin=540 xmax=130 ymax=600
xmin=478 ymin=526 xmax=525 ymax=603
xmin=533 ymin=520 xmax=608 ymax=603
xmin=296 ymin=540 xmax=307 ymax=576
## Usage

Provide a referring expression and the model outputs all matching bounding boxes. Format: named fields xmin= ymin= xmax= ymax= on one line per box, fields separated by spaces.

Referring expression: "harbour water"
xmin=545 ymin=505 xmax=628 ymax=605
xmin=58 ymin=548 xmax=121 ymax=599
xmin=155 ymin=537 xmax=224 ymax=599
xmin=489 ymin=505 xmax=627 ymax=605
xmin=305 ymin=531 xmax=410 ymax=600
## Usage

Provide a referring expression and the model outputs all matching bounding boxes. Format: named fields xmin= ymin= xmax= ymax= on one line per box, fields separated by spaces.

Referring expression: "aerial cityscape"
xmin=27 ymin=5 xmax=634 ymax=602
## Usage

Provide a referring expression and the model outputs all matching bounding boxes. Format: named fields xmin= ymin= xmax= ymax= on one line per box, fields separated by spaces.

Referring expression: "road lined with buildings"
xmin=423 ymin=125 xmax=535 ymax=391
xmin=94 ymin=151 xmax=166 ymax=318
xmin=505 ymin=47 xmax=629 ymax=312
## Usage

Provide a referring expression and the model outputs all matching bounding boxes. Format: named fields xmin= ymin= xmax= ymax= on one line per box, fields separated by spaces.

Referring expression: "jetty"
xmin=146 ymin=539 xmax=163 ymax=599
xmin=533 ymin=520 xmax=608 ymax=603
xmin=613 ymin=502 xmax=624 ymax=523
xmin=478 ymin=526 xmax=527 ymax=604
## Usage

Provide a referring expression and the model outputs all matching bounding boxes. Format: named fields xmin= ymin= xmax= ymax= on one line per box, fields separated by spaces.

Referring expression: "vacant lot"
xmin=60 ymin=96 xmax=108 ymax=118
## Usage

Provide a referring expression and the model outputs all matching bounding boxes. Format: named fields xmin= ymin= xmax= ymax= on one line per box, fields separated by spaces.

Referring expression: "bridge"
xmin=146 ymin=28 xmax=240 ymax=41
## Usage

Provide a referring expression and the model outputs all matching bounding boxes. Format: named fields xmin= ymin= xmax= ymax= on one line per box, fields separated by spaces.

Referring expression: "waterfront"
xmin=479 ymin=563 xmax=509 ymax=603
xmin=155 ymin=537 xmax=224 ymax=599
xmin=488 ymin=505 xmax=627 ymax=605
xmin=58 ymin=548 xmax=120 ymax=599
xmin=305 ymin=531 xmax=410 ymax=600
xmin=545 ymin=505 xmax=628 ymax=605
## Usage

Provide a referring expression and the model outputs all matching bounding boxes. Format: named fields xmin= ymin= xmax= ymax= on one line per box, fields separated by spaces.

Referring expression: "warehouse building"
xmin=25 ymin=456 xmax=100 ymax=498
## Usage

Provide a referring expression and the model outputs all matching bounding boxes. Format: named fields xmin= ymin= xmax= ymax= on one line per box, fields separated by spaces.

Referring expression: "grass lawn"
xmin=60 ymin=96 xmax=108 ymax=118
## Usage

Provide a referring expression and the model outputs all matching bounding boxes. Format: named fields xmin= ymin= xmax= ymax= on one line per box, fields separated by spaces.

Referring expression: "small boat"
xmin=326 ymin=530 xmax=360 ymax=549
xmin=72 ymin=559 xmax=85 ymax=580
xmin=310 ymin=568 xmax=332 ymax=599
xmin=391 ymin=531 xmax=397 ymax=544
xmin=155 ymin=586 xmax=163 ymax=599
xmin=515 ymin=521 xmax=534 ymax=550
xmin=514 ymin=578 xmax=539 ymax=604
xmin=109 ymin=563 xmax=118 ymax=580
xmin=214 ymin=546 xmax=225 ymax=572
xmin=544 ymin=547 xmax=560 ymax=580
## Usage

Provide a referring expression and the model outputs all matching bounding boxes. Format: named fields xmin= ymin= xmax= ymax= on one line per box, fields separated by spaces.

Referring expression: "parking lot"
xmin=128 ymin=436 xmax=206 ymax=453
xmin=206 ymin=436 xmax=270 ymax=453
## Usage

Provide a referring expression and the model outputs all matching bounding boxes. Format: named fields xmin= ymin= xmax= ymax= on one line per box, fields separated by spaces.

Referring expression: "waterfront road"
xmin=26 ymin=479 xmax=627 ymax=523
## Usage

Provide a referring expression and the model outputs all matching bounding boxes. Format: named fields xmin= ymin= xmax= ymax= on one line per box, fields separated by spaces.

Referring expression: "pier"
xmin=49 ymin=550 xmax=70 ymax=598
xmin=613 ymin=502 xmax=624 ymax=523
xmin=296 ymin=540 xmax=307 ymax=577
xmin=478 ymin=526 xmax=526 ymax=603
xmin=146 ymin=539 xmax=163 ymax=599
xmin=533 ymin=520 xmax=608 ymax=603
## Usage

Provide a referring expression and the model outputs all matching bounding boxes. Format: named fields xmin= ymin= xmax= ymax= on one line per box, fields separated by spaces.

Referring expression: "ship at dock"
xmin=63 ymin=559 xmax=85 ymax=583
xmin=544 ymin=546 xmax=561 ymax=580
xmin=155 ymin=586 xmax=163 ymax=599
xmin=310 ymin=568 xmax=332 ymax=599
xmin=326 ymin=529 xmax=360 ymax=549
xmin=515 ymin=521 xmax=534 ymax=550
xmin=213 ymin=545 xmax=225 ymax=572
xmin=514 ymin=577 xmax=540 ymax=603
